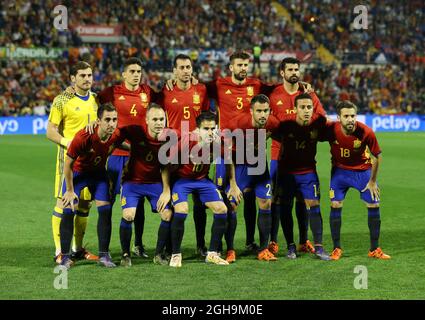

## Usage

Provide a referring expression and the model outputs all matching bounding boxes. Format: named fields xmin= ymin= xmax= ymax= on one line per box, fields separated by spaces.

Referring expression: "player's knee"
xmin=174 ymin=203 xmax=189 ymax=214
xmin=366 ymin=203 xmax=380 ymax=208
xmin=207 ymin=202 xmax=227 ymax=214
xmin=55 ymin=198 xmax=64 ymax=209
xmin=160 ymin=209 xmax=173 ymax=222
xmin=96 ymin=200 xmax=110 ymax=207
xmin=331 ymin=201 xmax=343 ymax=208
xmin=257 ymin=198 xmax=271 ymax=210
xmin=123 ymin=208 xmax=136 ymax=221
xmin=305 ymin=199 xmax=320 ymax=208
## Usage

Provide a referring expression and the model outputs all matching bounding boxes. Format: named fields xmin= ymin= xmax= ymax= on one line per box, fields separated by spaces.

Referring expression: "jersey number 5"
xmin=183 ymin=106 xmax=190 ymax=119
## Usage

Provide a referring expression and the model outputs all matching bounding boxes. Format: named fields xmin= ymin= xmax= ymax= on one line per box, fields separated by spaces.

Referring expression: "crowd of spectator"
xmin=0 ymin=0 xmax=423 ymax=116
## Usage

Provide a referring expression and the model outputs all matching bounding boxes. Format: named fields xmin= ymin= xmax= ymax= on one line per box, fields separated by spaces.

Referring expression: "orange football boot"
xmin=330 ymin=248 xmax=343 ymax=260
xmin=268 ymin=241 xmax=279 ymax=255
xmin=257 ymin=248 xmax=278 ymax=261
xmin=298 ymin=240 xmax=316 ymax=254
xmin=225 ymin=250 xmax=236 ymax=263
xmin=368 ymin=247 xmax=391 ymax=260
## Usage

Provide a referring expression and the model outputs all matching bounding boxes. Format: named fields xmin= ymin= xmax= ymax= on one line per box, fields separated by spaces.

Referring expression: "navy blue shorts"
xmin=172 ymin=178 xmax=223 ymax=205
xmin=330 ymin=167 xmax=379 ymax=204
xmin=275 ymin=172 xmax=320 ymax=201
xmin=107 ymin=155 xmax=129 ymax=197
xmin=226 ymin=164 xmax=272 ymax=203
xmin=121 ymin=182 xmax=169 ymax=212
xmin=62 ymin=171 xmax=110 ymax=202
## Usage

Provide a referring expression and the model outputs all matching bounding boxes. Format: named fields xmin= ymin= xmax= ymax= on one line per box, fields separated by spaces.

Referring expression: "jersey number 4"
xmin=130 ymin=104 xmax=138 ymax=117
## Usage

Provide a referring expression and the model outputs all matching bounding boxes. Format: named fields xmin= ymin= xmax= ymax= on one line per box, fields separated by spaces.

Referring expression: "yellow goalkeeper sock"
xmin=52 ymin=207 xmax=63 ymax=256
xmin=73 ymin=210 xmax=89 ymax=251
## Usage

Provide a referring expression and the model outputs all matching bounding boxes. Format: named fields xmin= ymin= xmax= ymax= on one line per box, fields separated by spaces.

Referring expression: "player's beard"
xmin=234 ymin=71 xmax=247 ymax=81
xmin=285 ymin=75 xmax=299 ymax=84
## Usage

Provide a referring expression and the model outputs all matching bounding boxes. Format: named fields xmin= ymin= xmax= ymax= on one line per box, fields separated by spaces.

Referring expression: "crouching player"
xmin=322 ymin=101 xmax=390 ymax=260
xmin=224 ymin=94 xmax=279 ymax=262
xmin=169 ymin=112 xmax=236 ymax=267
xmin=118 ymin=104 xmax=173 ymax=267
xmin=60 ymin=103 xmax=124 ymax=269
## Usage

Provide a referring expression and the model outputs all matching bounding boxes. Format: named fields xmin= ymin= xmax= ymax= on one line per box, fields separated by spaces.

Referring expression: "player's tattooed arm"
xmin=362 ymin=154 xmax=381 ymax=201
xmin=157 ymin=165 xmax=172 ymax=213
xmin=62 ymin=156 xmax=78 ymax=211
xmin=226 ymin=162 xmax=243 ymax=205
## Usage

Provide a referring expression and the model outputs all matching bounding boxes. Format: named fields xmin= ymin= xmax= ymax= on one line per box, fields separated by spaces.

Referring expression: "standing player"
xmin=268 ymin=57 xmax=326 ymax=257
xmin=169 ymin=112 xmax=233 ymax=267
xmin=118 ymin=104 xmax=173 ymax=267
xmin=160 ymin=54 xmax=210 ymax=257
xmin=97 ymin=57 xmax=157 ymax=259
xmin=271 ymin=93 xmax=330 ymax=260
xmin=207 ymin=51 xmax=275 ymax=254
xmin=46 ymin=61 xmax=99 ymax=264
xmin=60 ymin=103 xmax=123 ymax=269
xmin=321 ymin=101 xmax=390 ymax=260
xmin=225 ymin=94 xmax=279 ymax=262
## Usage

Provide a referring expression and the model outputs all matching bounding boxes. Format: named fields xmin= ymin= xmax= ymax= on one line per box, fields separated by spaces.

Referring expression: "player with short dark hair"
xmin=207 ymin=50 xmax=276 ymax=257
xmin=97 ymin=57 xmax=159 ymax=259
xmin=224 ymin=94 xmax=280 ymax=262
xmin=59 ymin=103 xmax=124 ymax=269
xmin=268 ymin=57 xmax=326 ymax=258
xmin=321 ymin=101 xmax=390 ymax=260
xmin=271 ymin=93 xmax=331 ymax=260
xmin=47 ymin=61 xmax=99 ymax=264
xmin=159 ymin=54 xmax=211 ymax=257
xmin=169 ymin=112 xmax=232 ymax=267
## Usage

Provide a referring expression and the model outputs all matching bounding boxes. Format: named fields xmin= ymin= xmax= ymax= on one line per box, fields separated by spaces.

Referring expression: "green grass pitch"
xmin=0 ymin=133 xmax=424 ymax=300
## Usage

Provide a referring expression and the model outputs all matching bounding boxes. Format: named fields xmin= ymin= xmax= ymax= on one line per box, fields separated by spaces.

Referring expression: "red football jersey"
xmin=207 ymin=77 xmax=275 ymax=130
xmin=225 ymin=113 xmax=279 ymax=165
xmin=120 ymin=125 xmax=174 ymax=184
xmin=269 ymin=85 xmax=326 ymax=160
xmin=272 ymin=115 xmax=327 ymax=174
xmin=175 ymin=133 xmax=217 ymax=180
xmin=98 ymin=83 xmax=155 ymax=156
xmin=323 ymin=121 xmax=381 ymax=170
xmin=160 ymin=83 xmax=209 ymax=132
xmin=67 ymin=127 xmax=123 ymax=173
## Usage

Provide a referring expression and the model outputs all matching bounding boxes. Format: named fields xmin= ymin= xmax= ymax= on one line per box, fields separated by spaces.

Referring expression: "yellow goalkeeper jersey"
xmin=48 ymin=91 xmax=98 ymax=138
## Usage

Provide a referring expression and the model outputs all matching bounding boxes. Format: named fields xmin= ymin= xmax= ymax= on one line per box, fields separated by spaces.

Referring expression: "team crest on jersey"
xmin=193 ymin=94 xmax=200 ymax=104
xmin=310 ymin=130 xmax=318 ymax=140
xmin=121 ymin=196 xmax=127 ymax=206
xmin=225 ymin=89 xmax=232 ymax=95
xmin=277 ymin=100 xmax=283 ymax=105
xmin=247 ymin=86 xmax=254 ymax=96
xmin=172 ymin=98 xmax=178 ymax=103
xmin=217 ymin=177 xmax=223 ymax=187
xmin=329 ymin=189 xmax=335 ymax=199
xmin=353 ymin=139 xmax=362 ymax=149
xmin=119 ymin=95 xmax=125 ymax=100
xmin=140 ymin=93 xmax=148 ymax=103
xmin=172 ymin=193 xmax=179 ymax=202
